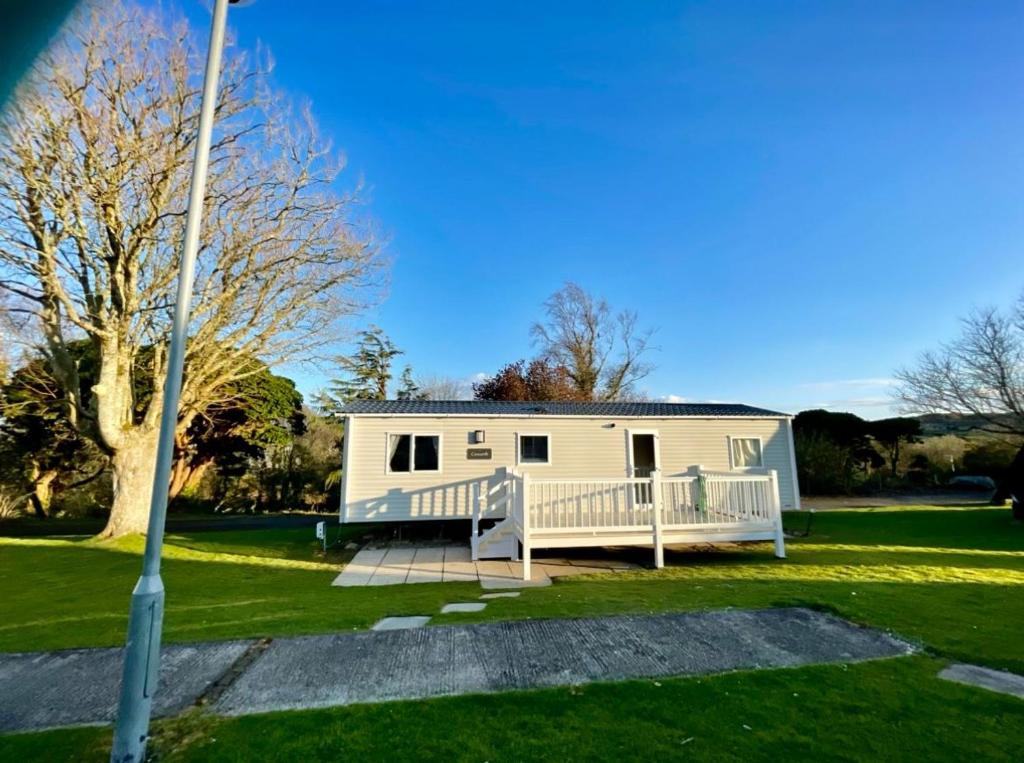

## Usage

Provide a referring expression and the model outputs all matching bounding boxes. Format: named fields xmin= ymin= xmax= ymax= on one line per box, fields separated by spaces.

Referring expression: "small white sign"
xmin=315 ymin=521 xmax=325 ymax=540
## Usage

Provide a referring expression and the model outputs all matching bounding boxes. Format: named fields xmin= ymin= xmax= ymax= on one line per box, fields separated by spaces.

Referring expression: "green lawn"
xmin=1 ymin=506 xmax=1021 ymax=760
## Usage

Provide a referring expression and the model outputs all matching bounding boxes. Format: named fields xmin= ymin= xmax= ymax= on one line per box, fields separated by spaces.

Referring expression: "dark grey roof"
xmin=338 ymin=400 xmax=788 ymax=417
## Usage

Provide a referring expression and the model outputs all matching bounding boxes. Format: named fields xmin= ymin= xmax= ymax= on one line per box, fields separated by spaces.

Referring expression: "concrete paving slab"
xmin=214 ymin=608 xmax=915 ymax=717
xmin=371 ymin=616 xmax=431 ymax=631
xmin=441 ymin=560 xmax=479 ymax=583
xmin=440 ymin=603 xmax=487 ymax=614
xmin=443 ymin=545 xmax=471 ymax=563
xmin=939 ymin=663 xmax=1024 ymax=699
xmin=0 ymin=640 xmax=253 ymax=732
xmin=366 ymin=547 xmax=417 ymax=586
xmin=365 ymin=566 xmax=408 ymax=586
xmin=331 ymin=547 xmax=388 ymax=586
xmin=480 ymin=592 xmax=521 ymax=599
xmin=333 ymin=544 xmax=634 ymax=588
xmin=535 ymin=561 xmax=582 ymax=577
xmin=352 ymin=548 xmax=388 ymax=566
xmin=380 ymin=547 xmax=417 ymax=563
xmin=475 ymin=560 xmax=514 ymax=579
xmin=405 ymin=547 xmax=445 ymax=584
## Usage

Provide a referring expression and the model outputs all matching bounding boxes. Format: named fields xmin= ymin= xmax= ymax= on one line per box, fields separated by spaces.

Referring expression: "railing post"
xmin=509 ymin=470 xmax=520 ymax=561
xmin=769 ymin=469 xmax=786 ymax=558
xmin=471 ymin=482 xmax=481 ymax=561
xmin=651 ymin=469 xmax=664 ymax=569
xmin=521 ymin=472 xmax=532 ymax=580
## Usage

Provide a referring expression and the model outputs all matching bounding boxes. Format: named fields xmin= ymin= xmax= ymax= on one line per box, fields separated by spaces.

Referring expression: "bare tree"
xmin=895 ymin=299 xmax=1024 ymax=517
xmin=531 ymin=282 xmax=654 ymax=401
xmin=417 ymin=374 xmax=472 ymax=401
xmin=0 ymin=3 xmax=380 ymax=536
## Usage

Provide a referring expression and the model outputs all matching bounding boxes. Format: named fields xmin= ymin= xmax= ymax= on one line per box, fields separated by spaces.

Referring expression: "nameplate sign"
xmin=467 ymin=448 xmax=492 ymax=460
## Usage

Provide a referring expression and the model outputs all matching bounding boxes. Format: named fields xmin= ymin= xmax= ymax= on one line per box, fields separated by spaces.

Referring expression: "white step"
xmin=474 ymin=519 xmax=517 ymax=560
xmin=477 ymin=533 xmax=516 ymax=559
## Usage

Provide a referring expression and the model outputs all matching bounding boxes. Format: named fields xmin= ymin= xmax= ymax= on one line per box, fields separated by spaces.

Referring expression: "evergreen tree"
xmin=317 ymin=328 xmax=402 ymax=413
xmin=396 ymin=365 xmax=423 ymax=401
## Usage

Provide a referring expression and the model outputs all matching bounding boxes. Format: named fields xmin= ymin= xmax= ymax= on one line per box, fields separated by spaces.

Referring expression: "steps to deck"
xmin=474 ymin=518 xmax=517 ymax=559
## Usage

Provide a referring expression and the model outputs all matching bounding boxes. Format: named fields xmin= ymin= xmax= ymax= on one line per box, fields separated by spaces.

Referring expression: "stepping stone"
xmin=480 ymin=592 xmax=520 ymax=599
xmin=440 ymin=603 xmax=487 ymax=614
xmin=939 ymin=663 xmax=1024 ymax=699
xmin=371 ymin=616 xmax=431 ymax=631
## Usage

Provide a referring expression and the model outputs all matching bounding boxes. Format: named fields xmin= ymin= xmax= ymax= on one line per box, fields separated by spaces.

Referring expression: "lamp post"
xmin=110 ymin=0 xmax=238 ymax=759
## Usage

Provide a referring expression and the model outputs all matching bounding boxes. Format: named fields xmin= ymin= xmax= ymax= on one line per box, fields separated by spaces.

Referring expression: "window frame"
xmin=516 ymin=432 xmax=552 ymax=466
xmin=728 ymin=435 xmax=764 ymax=471
xmin=385 ymin=432 xmax=443 ymax=475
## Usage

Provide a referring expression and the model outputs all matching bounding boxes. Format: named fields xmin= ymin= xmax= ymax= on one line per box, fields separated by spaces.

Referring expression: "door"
xmin=627 ymin=431 xmax=660 ymax=506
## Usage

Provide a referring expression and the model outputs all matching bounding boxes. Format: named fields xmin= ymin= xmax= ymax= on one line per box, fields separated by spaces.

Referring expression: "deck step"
xmin=476 ymin=534 xmax=516 ymax=559
xmin=474 ymin=518 xmax=517 ymax=560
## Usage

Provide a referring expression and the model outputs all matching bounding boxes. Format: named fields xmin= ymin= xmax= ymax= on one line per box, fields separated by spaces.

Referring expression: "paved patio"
xmin=331 ymin=544 xmax=638 ymax=588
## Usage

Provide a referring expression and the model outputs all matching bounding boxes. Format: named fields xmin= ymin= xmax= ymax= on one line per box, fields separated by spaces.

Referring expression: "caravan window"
xmin=729 ymin=437 xmax=763 ymax=469
xmin=518 ymin=434 xmax=551 ymax=465
xmin=388 ymin=434 xmax=441 ymax=473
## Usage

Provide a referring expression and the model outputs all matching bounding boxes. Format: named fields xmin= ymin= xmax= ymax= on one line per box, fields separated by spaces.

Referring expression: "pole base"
xmin=110 ymin=574 xmax=165 ymax=763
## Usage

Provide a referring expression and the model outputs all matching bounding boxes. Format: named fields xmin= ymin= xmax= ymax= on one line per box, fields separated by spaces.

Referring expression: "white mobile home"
xmin=338 ymin=400 xmax=799 ymax=578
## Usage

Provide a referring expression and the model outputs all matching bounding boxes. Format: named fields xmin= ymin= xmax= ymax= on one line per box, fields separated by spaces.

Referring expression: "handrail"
xmin=482 ymin=465 xmax=785 ymax=572
xmin=522 ymin=470 xmax=778 ymax=531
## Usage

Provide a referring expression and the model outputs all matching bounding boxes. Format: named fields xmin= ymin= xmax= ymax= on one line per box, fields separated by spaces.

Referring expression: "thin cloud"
xmin=798 ymin=378 xmax=897 ymax=391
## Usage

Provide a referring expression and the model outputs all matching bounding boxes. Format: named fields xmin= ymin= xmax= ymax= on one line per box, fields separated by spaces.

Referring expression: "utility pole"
xmin=110 ymin=1 xmax=233 ymax=759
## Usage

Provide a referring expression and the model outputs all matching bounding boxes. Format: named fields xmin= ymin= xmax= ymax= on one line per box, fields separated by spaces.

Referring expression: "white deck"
xmin=472 ymin=467 xmax=786 ymax=578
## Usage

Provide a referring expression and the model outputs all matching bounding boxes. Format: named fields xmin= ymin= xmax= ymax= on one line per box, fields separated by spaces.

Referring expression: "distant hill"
xmin=915 ymin=412 xmax=1015 ymax=437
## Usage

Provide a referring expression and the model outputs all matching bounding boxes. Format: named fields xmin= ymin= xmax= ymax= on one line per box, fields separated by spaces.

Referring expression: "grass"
xmin=0 ymin=527 xmax=484 ymax=651
xmin=0 ymin=505 xmax=1022 ymax=760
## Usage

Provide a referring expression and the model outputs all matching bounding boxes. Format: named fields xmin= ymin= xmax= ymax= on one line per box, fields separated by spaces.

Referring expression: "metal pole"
xmin=111 ymin=1 xmax=230 ymax=759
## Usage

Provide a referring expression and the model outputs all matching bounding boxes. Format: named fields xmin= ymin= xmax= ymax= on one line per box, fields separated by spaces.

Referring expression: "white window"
xmin=517 ymin=433 xmax=551 ymax=465
xmin=730 ymin=437 xmax=763 ymax=469
xmin=387 ymin=434 xmax=441 ymax=473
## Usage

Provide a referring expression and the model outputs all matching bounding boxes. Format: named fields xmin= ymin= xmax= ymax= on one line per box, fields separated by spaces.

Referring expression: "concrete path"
xmin=214 ymin=608 xmax=913 ymax=716
xmin=332 ymin=544 xmax=637 ymax=588
xmin=0 ymin=640 xmax=252 ymax=732
xmin=0 ymin=607 xmax=913 ymax=731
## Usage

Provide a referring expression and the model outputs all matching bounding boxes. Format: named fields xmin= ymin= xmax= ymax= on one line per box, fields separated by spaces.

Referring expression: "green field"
xmin=0 ymin=506 xmax=1021 ymax=760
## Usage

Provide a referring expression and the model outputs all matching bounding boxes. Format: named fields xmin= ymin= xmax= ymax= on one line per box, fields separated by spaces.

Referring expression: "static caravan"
xmin=338 ymin=400 xmax=799 ymax=578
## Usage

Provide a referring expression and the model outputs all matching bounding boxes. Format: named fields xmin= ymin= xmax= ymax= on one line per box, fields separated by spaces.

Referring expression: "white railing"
xmin=663 ymin=472 xmax=777 ymax=526
xmin=479 ymin=467 xmax=785 ymax=580
xmin=525 ymin=471 xmax=778 ymax=531
xmin=528 ymin=477 xmax=657 ymax=530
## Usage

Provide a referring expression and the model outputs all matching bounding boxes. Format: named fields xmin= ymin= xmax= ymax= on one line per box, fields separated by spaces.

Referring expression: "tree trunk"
xmin=995 ymin=444 xmax=1024 ymax=519
xmin=29 ymin=469 xmax=57 ymax=519
xmin=99 ymin=430 xmax=160 ymax=537
xmin=168 ymin=458 xmax=212 ymax=501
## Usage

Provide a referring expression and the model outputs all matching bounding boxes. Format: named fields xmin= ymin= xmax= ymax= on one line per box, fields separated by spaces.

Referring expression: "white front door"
xmin=627 ymin=430 xmax=660 ymax=506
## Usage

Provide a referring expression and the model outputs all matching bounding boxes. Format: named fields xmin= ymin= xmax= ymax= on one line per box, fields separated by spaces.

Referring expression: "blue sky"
xmin=174 ymin=1 xmax=1024 ymax=418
